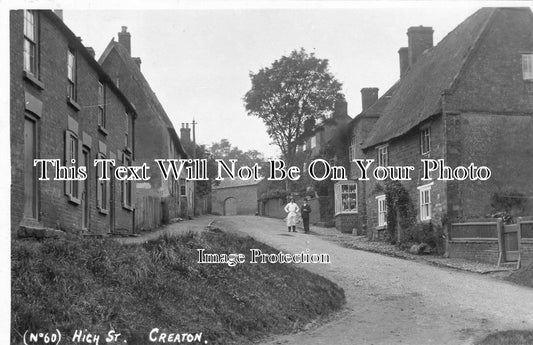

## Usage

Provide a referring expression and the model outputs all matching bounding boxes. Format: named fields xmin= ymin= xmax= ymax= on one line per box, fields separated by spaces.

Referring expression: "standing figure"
xmin=284 ymin=198 xmax=300 ymax=232
xmin=301 ymin=199 xmax=312 ymax=233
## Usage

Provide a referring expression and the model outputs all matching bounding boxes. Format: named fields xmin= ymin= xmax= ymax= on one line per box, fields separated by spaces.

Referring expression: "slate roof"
xmin=213 ymin=178 xmax=263 ymax=189
xmin=43 ymin=11 xmax=137 ymax=118
xmin=99 ymin=39 xmax=188 ymax=157
xmin=363 ymin=7 xmax=530 ymax=149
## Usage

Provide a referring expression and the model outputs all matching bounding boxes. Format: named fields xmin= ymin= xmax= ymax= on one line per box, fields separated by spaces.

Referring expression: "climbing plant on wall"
xmin=384 ymin=180 xmax=416 ymax=244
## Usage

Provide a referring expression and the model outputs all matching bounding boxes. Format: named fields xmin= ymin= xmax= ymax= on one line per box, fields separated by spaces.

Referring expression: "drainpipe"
xmin=441 ymin=89 xmax=450 ymax=256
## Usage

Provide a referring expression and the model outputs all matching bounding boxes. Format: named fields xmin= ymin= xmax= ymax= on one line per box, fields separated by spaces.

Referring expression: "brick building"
xmin=99 ymin=28 xmax=192 ymax=230
xmin=335 ymin=84 xmax=398 ymax=234
xmin=295 ymin=95 xmax=352 ymax=159
xmin=336 ymin=8 xmax=533 ymax=242
xmin=11 ymin=10 xmax=137 ymax=236
xmin=211 ymin=179 xmax=261 ymax=216
xmin=294 ymin=96 xmax=352 ymax=224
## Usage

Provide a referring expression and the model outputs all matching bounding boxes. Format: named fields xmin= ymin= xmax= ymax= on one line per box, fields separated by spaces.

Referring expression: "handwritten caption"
xmin=22 ymin=329 xmax=207 ymax=345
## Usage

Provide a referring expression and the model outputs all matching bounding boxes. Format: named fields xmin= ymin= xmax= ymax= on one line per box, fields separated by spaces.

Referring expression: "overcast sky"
xmin=59 ymin=4 xmax=508 ymax=158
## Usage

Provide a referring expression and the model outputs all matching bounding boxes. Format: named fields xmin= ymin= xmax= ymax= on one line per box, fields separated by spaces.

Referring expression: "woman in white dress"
xmin=284 ymin=198 xmax=300 ymax=232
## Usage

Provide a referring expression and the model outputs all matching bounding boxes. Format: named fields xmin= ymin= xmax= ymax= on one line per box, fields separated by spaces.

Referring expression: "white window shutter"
xmin=523 ymin=54 xmax=533 ymax=80
xmin=96 ymin=154 xmax=102 ymax=209
xmin=334 ymin=183 xmax=341 ymax=215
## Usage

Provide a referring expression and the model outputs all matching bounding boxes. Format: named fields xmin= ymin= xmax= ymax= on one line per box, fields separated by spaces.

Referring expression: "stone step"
xmin=18 ymin=225 xmax=65 ymax=239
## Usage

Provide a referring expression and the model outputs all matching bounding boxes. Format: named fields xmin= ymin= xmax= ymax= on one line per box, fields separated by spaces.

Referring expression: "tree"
xmin=243 ymin=48 xmax=343 ymax=190
xmin=209 ymin=139 xmax=268 ymax=175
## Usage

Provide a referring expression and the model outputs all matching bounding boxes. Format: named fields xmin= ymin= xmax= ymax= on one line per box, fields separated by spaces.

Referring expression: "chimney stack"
xmin=398 ymin=47 xmax=409 ymax=78
xmin=86 ymin=47 xmax=95 ymax=58
xmin=333 ymin=95 xmax=348 ymax=117
xmin=180 ymin=123 xmax=191 ymax=145
xmin=303 ymin=118 xmax=316 ymax=133
xmin=133 ymin=57 xmax=142 ymax=70
xmin=54 ymin=10 xmax=63 ymax=20
xmin=118 ymin=26 xmax=131 ymax=56
xmin=407 ymin=26 xmax=433 ymax=66
xmin=361 ymin=88 xmax=379 ymax=111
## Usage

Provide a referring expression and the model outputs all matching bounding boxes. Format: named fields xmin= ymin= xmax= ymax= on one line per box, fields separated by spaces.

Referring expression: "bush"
xmin=403 ymin=222 xmax=445 ymax=254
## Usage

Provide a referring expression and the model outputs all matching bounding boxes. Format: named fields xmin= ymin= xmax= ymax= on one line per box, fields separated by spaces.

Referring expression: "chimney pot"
xmin=333 ymin=95 xmax=348 ymax=117
xmin=361 ymin=88 xmax=379 ymax=112
xmin=407 ymin=26 xmax=433 ymax=66
xmin=132 ymin=57 xmax=142 ymax=70
xmin=86 ymin=47 xmax=95 ymax=58
xmin=118 ymin=26 xmax=131 ymax=56
xmin=303 ymin=118 xmax=316 ymax=133
xmin=180 ymin=126 xmax=191 ymax=145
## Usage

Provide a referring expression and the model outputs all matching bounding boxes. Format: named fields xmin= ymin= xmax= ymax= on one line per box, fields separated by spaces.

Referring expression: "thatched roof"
xmin=364 ymin=7 xmax=533 ymax=149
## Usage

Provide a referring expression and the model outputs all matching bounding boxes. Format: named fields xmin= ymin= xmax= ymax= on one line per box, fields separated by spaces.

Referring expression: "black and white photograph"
xmin=5 ymin=1 xmax=533 ymax=344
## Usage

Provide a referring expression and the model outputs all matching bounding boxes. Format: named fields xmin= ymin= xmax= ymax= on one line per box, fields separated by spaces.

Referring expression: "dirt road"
xmin=215 ymin=216 xmax=533 ymax=345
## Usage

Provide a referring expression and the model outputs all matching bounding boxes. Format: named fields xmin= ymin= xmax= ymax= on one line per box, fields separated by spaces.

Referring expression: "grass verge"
xmin=475 ymin=330 xmax=533 ymax=345
xmin=12 ymin=231 xmax=345 ymax=345
xmin=505 ymin=262 xmax=533 ymax=288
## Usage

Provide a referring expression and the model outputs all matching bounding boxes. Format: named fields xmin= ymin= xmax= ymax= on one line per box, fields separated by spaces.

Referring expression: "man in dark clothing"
xmin=301 ymin=199 xmax=312 ymax=233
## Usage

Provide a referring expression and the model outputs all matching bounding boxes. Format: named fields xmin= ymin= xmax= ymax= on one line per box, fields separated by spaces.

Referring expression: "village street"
xmin=208 ymin=215 xmax=533 ymax=345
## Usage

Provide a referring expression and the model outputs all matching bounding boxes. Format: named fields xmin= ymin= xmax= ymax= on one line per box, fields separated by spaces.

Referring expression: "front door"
xmin=23 ymin=117 xmax=38 ymax=219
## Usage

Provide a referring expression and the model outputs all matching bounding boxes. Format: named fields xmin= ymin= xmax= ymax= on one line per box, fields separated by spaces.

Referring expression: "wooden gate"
xmin=500 ymin=223 xmax=520 ymax=267
xmin=503 ymin=224 xmax=520 ymax=261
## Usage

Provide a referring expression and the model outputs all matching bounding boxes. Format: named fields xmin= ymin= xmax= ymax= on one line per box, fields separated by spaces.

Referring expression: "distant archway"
xmin=224 ymin=197 xmax=237 ymax=216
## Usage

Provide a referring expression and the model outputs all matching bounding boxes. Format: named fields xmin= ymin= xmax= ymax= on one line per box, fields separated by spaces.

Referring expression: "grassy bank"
xmin=505 ymin=262 xmax=533 ymax=288
xmin=12 ymin=231 xmax=345 ymax=345
xmin=476 ymin=330 xmax=533 ymax=345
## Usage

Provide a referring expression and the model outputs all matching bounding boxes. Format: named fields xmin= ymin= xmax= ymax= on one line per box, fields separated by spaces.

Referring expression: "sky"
xmin=55 ymin=2 xmax=504 ymax=158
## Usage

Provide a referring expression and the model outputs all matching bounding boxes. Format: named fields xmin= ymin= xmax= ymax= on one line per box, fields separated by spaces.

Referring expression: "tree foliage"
xmin=243 ymin=48 xmax=343 ymax=164
xmin=209 ymin=139 xmax=269 ymax=176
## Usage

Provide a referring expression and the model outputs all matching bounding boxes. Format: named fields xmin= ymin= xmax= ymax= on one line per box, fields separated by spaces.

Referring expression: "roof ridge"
xmin=446 ymin=8 xmax=497 ymax=94
xmin=101 ymin=41 xmax=178 ymax=130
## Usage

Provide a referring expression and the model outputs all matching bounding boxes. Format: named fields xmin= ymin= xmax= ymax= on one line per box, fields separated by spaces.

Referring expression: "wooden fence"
xmin=135 ymin=195 xmax=163 ymax=232
xmin=449 ymin=216 xmax=533 ymax=268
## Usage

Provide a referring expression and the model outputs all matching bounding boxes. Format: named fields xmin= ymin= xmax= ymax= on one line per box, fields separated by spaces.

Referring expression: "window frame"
xmin=420 ymin=127 xmax=431 ymax=155
xmin=67 ymin=48 xmax=77 ymax=101
xmin=349 ymin=134 xmax=357 ymax=162
xmin=124 ymin=113 xmax=133 ymax=152
xmin=377 ymin=144 xmax=388 ymax=167
xmin=522 ymin=53 xmax=533 ymax=81
xmin=334 ymin=181 xmax=358 ymax=215
xmin=418 ymin=183 xmax=433 ymax=221
xmin=376 ymin=195 xmax=387 ymax=228
xmin=180 ymin=178 xmax=187 ymax=197
xmin=310 ymin=135 xmax=317 ymax=149
xmin=97 ymin=82 xmax=106 ymax=129
xmin=23 ymin=10 xmax=39 ymax=77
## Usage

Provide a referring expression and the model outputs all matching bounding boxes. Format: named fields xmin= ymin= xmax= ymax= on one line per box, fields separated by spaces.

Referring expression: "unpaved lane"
xmin=216 ymin=216 xmax=533 ymax=345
